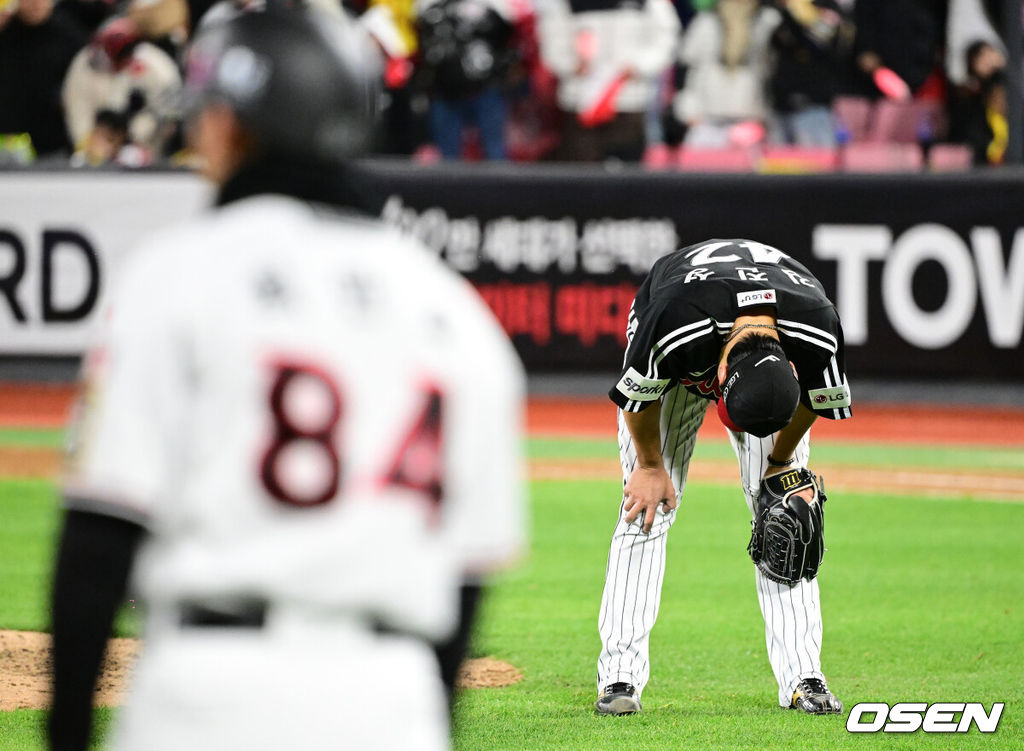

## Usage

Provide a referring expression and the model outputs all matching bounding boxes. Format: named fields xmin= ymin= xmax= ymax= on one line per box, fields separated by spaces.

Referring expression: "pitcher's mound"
xmin=0 ymin=629 xmax=139 ymax=711
xmin=0 ymin=630 xmax=522 ymax=711
xmin=457 ymin=656 xmax=524 ymax=688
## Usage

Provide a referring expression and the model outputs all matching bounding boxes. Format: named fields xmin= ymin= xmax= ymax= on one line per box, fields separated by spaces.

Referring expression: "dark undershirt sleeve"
xmin=49 ymin=509 xmax=144 ymax=751
xmin=433 ymin=583 xmax=482 ymax=716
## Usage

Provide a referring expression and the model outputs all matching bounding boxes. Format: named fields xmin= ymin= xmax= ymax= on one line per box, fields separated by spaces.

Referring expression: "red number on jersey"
xmin=383 ymin=387 xmax=444 ymax=512
xmin=260 ymin=362 xmax=343 ymax=507
xmin=260 ymin=363 xmax=445 ymax=512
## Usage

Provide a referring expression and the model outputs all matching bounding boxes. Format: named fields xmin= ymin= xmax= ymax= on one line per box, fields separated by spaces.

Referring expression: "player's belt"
xmin=176 ymin=598 xmax=412 ymax=639
xmin=178 ymin=598 xmax=267 ymax=629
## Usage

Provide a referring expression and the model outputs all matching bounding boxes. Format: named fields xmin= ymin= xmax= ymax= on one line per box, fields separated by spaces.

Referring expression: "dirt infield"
xmin=0 ymin=446 xmax=61 ymax=479
xmin=7 ymin=442 xmax=1022 ymax=501
xmin=531 ymin=457 xmax=1024 ymax=502
xmin=2 ymin=387 xmax=1022 ymax=495
xmin=0 ymin=630 xmax=139 ymax=711
xmin=527 ymin=396 xmax=1024 ymax=446
xmin=0 ymin=629 xmax=520 ymax=711
xmin=456 ymin=656 xmax=524 ymax=688
xmin=1 ymin=384 xmax=1023 ymax=446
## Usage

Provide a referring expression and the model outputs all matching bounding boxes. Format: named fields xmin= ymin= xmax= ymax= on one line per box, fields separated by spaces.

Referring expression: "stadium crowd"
xmin=0 ymin=0 xmax=1016 ymax=170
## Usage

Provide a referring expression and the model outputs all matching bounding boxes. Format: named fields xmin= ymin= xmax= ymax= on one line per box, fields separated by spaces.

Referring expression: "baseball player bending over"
xmin=48 ymin=8 xmax=525 ymax=751
xmin=596 ymin=239 xmax=850 ymax=716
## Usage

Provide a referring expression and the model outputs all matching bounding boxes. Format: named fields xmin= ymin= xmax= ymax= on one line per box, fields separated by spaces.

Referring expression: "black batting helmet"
xmin=184 ymin=4 xmax=381 ymax=161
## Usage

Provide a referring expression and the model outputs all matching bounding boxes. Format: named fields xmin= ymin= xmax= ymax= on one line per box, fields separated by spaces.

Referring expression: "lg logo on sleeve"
xmin=847 ymin=702 xmax=1004 ymax=733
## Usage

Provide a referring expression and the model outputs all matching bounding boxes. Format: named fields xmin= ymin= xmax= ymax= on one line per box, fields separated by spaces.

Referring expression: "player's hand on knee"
xmin=623 ymin=465 xmax=677 ymax=534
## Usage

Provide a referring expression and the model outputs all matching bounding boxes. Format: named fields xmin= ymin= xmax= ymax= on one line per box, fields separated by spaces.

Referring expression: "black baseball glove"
xmin=748 ymin=468 xmax=826 ymax=586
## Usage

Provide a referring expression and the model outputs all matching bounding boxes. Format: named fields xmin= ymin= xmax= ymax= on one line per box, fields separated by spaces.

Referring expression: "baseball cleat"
xmin=790 ymin=678 xmax=842 ymax=714
xmin=595 ymin=682 xmax=642 ymax=715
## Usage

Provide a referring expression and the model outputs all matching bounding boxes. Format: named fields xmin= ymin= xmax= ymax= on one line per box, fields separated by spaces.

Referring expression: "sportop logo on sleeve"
xmin=615 ymin=368 xmax=670 ymax=401
xmin=846 ymin=702 xmax=1004 ymax=733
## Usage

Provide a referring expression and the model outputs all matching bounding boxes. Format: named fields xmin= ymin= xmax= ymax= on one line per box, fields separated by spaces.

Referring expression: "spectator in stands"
xmin=0 ymin=0 xmax=89 ymax=160
xmin=199 ymin=0 xmax=349 ymax=31
xmin=766 ymin=0 xmax=854 ymax=147
xmin=128 ymin=0 xmax=190 ymax=60
xmin=946 ymin=0 xmax=1004 ymax=87
xmin=670 ymin=0 xmax=780 ymax=148
xmin=853 ymin=0 xmax=947 ymax=102
xmin=416 ymin=0 xmax=520 ymax=160
xmin=184 ymin=0 xmax=219 ymax=27
xmin=195 ymin=0 xmax=270 ymax=31
xmin=672 ymin=0 xmax=701 ymax=28
xmin=538 ymin=0 xmax=679 ymax=162
xmin=62 ymin=16 xmax=183 ymax=165
xmin=948 ymin=40 xmax=1008 ymax=164
xmin=491 ymin=0 xmax=560 ymax=161
xmin=69 ymin=107 xmax=128 ymax=166
xmin=361 ymin=0 xmax=427 ymax=156
xmin=371 ymin=0 xmax=417 ymax=53
xmin=59 ymin=0 xmax=120 ymax=33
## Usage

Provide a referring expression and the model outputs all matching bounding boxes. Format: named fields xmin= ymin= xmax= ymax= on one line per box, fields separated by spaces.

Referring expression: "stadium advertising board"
xmin=0 ymin=168 xmax=1021 ymax=380
xmin=0 ymin=173 xmax=211 ymax=355
xmin=374 ymin=166 xmax=1024 ymax=380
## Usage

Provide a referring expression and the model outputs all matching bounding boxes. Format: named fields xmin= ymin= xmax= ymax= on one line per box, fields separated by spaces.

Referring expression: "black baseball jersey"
xmin=609 ymin=239 xmax=852 ymax=421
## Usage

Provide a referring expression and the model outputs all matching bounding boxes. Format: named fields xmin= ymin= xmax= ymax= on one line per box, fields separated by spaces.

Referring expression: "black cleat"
xmin=790 ymin=678 xmax=843 ymax=714
xmin=595 ymin=682 xmax=642 ymax=715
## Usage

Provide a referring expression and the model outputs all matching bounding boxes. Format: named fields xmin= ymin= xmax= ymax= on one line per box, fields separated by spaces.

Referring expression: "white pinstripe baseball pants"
xmin=597 ymin=385 xmax=825 ymax=708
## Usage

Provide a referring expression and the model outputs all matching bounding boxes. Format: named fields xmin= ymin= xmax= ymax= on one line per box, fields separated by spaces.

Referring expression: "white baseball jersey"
xmin=63 ymin=195 xmax=526 ymax=751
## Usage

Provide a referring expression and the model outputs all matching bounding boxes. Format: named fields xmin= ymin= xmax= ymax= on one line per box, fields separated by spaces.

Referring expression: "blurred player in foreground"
xmin=48 ymin=7 xmax=526 ymax=751
xmin=596 ymin=239 xmax=849 ymax=716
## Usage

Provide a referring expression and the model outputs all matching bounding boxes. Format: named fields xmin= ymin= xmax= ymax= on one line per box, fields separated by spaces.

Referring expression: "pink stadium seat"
xmin=867 ymin=100 xmax=944 ymax=143
xmin=759 ymin=146 xmax=838 ymax=173
xmin=928 ymin=143 xmax=974 ymax=171
xmin=841 ymin=142 xmax=924 ymax=172
xmin=832 ymin=96 xmax=872 ymax=142
xmin=643 ymin=143 xmax=674 ymax=169
xmin=677 ymin=146 xmax=755 ymax=172
xmin=412 ymin=144 xmax=442 ymax=164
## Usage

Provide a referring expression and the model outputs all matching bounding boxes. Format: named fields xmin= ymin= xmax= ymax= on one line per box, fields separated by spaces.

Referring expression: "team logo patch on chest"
xmin=680 ymin=370 xmax=721 ymax=399
xmin=737 ymin=289 xmax=776 ymax=307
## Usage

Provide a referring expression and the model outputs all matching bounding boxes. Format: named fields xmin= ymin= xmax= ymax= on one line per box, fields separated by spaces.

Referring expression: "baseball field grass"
xmin=1 ymin=427 xmax=1022 ymax=750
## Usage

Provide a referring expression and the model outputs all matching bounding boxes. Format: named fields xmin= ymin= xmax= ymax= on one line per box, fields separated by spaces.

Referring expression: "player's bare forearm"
xmin=621 ymin=403 xmax=677 ymax=533
xmin=765 ymin=402 xmax=817 ymax=476
xmin=622 ymin=403 xmax=664 ymax=468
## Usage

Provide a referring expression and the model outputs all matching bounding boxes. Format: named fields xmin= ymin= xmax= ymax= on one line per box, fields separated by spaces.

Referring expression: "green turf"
xmin=0 ymin=480 xmax=62 ymax=632
xmin=1 ymin=429 xmax=1018 ymax=469
xmin=454 ymin=479 xmax=1024 ymax=750
xmin=0 ymin=428 xmax=65 ymax=449
xmin=528 ymin=436 xmax=1024 ymax=472
xmin=1 ymin=432 xmax=1021 ymax=750
xmin=0 ymin=480 xmax=142 ymax=636
xmin=0 ymin=709 xmax=114 ymax=751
